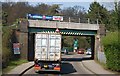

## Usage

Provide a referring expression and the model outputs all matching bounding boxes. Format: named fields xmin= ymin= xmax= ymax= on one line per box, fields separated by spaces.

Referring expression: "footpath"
xmin=82 ymin=60 xmax=115 ymax=74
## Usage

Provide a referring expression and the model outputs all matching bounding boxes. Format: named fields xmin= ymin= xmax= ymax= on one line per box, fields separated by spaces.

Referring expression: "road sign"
xmin=73 ymin=39 xmax=78 ymax=50
xmin=53 ymin=16 xmax=63 ymax=21
xmin=27 ymin=13 xmax=63 ymax=21
xmin=13 ymin=43 xmax=20 ymax=54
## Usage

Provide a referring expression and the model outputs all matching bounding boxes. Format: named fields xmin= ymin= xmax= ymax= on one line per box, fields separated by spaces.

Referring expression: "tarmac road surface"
xmin=23 ymin=54 xmax=93 ymax=76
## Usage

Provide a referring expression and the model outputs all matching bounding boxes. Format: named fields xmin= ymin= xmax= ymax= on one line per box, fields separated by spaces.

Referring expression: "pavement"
xmin=81 ymin=60 xmax=115 ymax=74
xmin=3 ymin=58 xmax=117 ymax=75
xmin=4 ymin=61 xmax=34 ymax=75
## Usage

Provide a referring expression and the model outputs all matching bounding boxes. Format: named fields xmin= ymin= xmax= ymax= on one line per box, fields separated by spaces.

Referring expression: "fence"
xmin=63 ymin=16 xmax=99 ymax=24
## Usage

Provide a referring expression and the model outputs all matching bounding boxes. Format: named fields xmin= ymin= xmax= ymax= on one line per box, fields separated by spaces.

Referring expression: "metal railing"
xmin=63 ymin=16 xmax=99 ymax=25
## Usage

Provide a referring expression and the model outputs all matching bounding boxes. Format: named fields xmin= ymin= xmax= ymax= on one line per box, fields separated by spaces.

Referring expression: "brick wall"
xmin=19 ymin=33 xmax=28 ymax=59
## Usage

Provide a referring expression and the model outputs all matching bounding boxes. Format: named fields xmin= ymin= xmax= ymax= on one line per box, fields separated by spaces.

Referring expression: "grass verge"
xmin=2 ymin=59 xmax=28 ymax=74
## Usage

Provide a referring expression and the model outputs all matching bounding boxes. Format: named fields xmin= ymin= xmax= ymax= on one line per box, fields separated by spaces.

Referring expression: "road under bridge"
xmin=18 ymin=19 xmax=102 ymax=61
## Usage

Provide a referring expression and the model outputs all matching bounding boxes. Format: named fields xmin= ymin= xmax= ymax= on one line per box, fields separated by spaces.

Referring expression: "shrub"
xmin=2 ymin=26 xmax=13 ymax=68
xmin=102 ymin=31 xmax=120 ymax=71
xmin=2 ymin=47 xmax=12 ymax=68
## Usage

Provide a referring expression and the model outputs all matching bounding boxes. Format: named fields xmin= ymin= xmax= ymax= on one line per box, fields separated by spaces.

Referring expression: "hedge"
xmin=2 ymin=26 xmax=13 ymax=68
xmin=102 ymin=31 xmax=120 ymax=71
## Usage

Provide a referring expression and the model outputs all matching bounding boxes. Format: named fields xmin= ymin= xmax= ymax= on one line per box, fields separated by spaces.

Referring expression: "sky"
xmin=28 ymin=2 xmax=115 ymax=11
xmin=29 ymin=2 xmax=91 ymax=10
xmin=1 ymin=0 xmax=119 ymax=11
xmin=1 ymin=0 xmax=117 ymax=2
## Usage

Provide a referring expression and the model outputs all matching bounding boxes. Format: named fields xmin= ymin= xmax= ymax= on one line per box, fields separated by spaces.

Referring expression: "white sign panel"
xmin=13 ymin=43 xmax=20 ymax=54
xmin=53 ymin=16 xmax=63 ymax=21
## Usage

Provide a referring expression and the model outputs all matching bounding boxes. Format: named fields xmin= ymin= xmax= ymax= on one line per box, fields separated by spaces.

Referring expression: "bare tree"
xmin=62 ymin=5 xmax=87 ymax=23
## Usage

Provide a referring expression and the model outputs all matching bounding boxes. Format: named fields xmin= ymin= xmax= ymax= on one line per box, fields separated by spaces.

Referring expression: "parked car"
xmin=77 ymin=48 xmax=85 ymax=54
xmin=86 ymin=48 xmax=92 ymax=55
